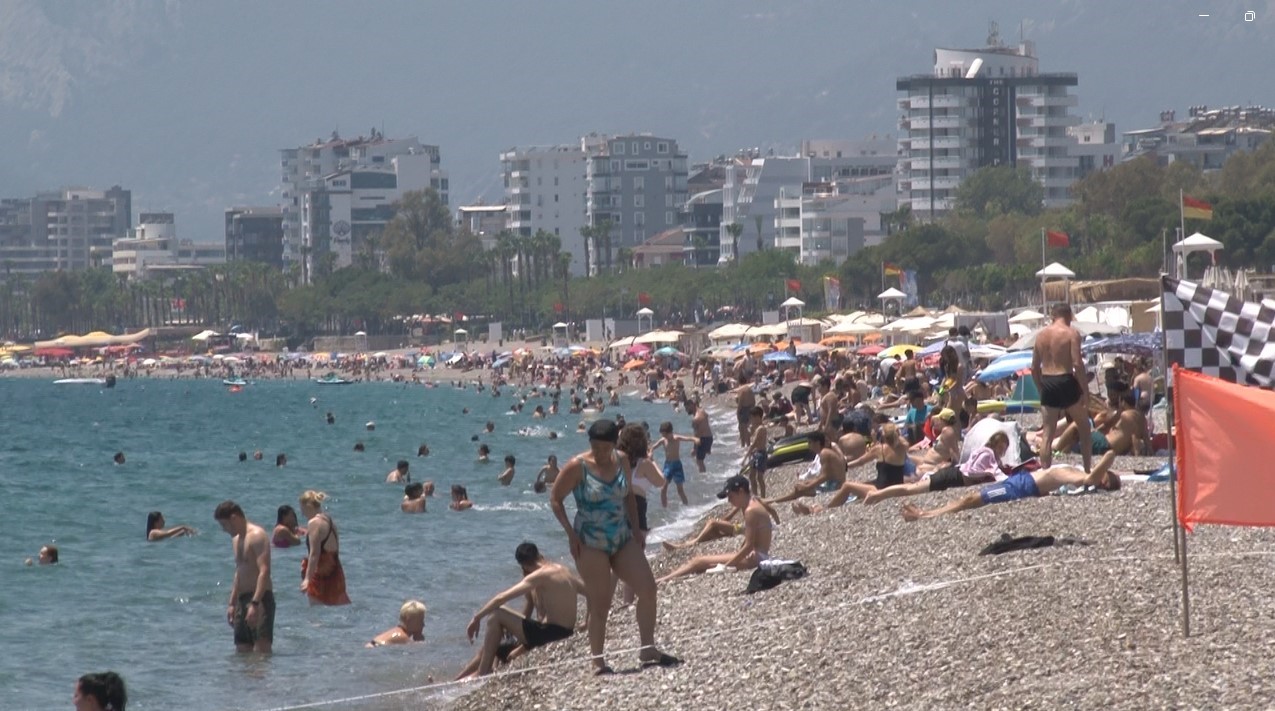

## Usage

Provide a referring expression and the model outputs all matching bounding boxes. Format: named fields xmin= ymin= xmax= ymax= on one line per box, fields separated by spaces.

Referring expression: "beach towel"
xmin=978 ymin=534 xmax=1089 ymax=556
xmin=744 ymin=559 xmax=807 ymax=594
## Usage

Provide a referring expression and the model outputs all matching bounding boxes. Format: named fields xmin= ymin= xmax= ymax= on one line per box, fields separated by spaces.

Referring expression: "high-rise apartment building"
xmin=279 ymin=131 xmax=445 ymax=279
xmin=225 ymin=207 xmax=286 ymax=268
xmin=112 ymin=212 xmax=226 ymax=280
xmin=896 ymin=28 xmax=1080 ymax=218
xmin=585 ymin=134 xmax=688 ymax=274
xmin=0 ymin=186 xmax=131 ymax=276
xmin=499 ymin=144 xmax=589 ymax=273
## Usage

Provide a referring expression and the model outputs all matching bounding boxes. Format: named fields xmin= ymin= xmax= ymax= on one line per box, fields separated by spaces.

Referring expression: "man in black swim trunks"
xmin=1032 ymin=302 xmax=1094 ymax=477
xmin=457 ymin=542 xmax=587 ymax=679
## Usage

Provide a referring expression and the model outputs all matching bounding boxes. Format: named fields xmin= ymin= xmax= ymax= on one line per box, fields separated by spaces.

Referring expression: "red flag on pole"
xmin=637 ymin=292 xmax=651 ymax=306
xmin=553 ymin=302 xmax=564 ymax=314
xmin=785 ymin=279 xmax=801 ymax=292
xmin=1175 ymin=366 xmax=1275 ymax=531
xmin=1046 ymin=230 xmax=1070 ymax=248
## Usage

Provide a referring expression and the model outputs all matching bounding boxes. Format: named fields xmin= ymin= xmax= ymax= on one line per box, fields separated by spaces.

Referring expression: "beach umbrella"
xmin=654 ymin=346 xmax=680 ymax=357
xmin=762 ymin=351 xmax=797 ymax=363
xmin=491 ymin=356 xmax=512 ymax=369
xmin=857 ymin=344 xmax=884 ymax=356
xmin=976 ymin=351 xmax=1034 ymax=382
xmin=1081 ymin=332 xmax=1162 ymax=358
xmin=1008 ymin=309 xmax=1045 ymax=324
xmin=626 ymin=343 xmax=651 ymax=356
xmin=622 ymin=359 xmax=647 ymax=371
xmin=878 ymin=344 xmax=922 ymax=360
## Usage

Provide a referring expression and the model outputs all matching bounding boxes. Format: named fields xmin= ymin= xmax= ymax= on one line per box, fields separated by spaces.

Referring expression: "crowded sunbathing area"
xmin=13 ymin=286 xmax=1272 ymax=711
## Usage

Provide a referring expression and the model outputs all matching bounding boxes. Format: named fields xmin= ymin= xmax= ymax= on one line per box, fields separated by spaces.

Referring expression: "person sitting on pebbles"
xmin=658 ymin=476 xmax=772 ymax=584
xmin=661 ymin=497 xmax=780 ymax=553
xmin=900 ymin=465 xmax=1121 ymax=522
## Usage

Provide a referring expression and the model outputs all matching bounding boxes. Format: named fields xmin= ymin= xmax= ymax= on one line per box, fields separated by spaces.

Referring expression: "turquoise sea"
xmin=0 ymin=376 xmax=742 ymax=710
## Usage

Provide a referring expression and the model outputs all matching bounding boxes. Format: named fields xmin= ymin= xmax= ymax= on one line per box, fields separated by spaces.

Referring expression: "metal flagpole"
xmin=1162 ymin=290 xmax=1180 ymax=565
xmin=1041 ymin=227 xmax=1046 ymax=270
xmin=1178 ymin=189 xmax=1186 ymax=278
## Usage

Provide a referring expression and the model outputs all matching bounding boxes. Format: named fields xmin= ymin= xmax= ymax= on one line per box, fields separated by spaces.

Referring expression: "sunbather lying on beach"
xmin=900 ymin=465 xmax=1121 ymax=522
xmin=863 ymin=431 xmax=1010 ymax=505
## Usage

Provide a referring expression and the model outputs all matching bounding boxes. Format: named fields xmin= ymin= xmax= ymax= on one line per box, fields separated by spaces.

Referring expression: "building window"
xmin=614 ymin=142 xmax=625 ymax=155
xmin=666 ymin=211 xmax=675 ymax=225
xmin=633 ymin=176 xmax=644 ymax=191
xmin=624 ymin=160 xmax=649 ymax=171
xmin=554 ymin=177 xmax=559 ymax=185
xmin=665 ymin=176 xmax=674 ymax=189
xmin=555 ymin=194 xmax=559 ymax=202
xmin=634 ymin=194 xmax=644 ymax=208
xmin=634 ymin=212 xmax=644 ymax=226
xmin=611 ymin=159 xmax=621 ymax=173
xmin=644 ymin=141 xmax=651 ymax=150
xmin=631 ymin=142 xmax=639 ymax=153
xmin=657 ymin=142 xmax=668 ymax=154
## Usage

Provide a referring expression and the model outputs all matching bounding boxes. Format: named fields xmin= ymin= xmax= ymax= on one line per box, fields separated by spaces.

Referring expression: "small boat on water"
xmin=313 ymin=372 xmax=353 ymax=385
xmin=223 ymin=378 xmax=249 ymax=387
xmin=55 ymin=374 xmax=117 ymax=387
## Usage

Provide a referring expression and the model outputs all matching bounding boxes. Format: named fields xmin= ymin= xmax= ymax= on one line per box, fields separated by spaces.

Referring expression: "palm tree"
xmin=616 ymin=247 xmax=633 ymax=272
xmin=753 ymin=214 xmax=764 ymax=253
xmin=597 ymin=220 xmax=614 ymax=274
xmin=725 ymin=222 xmax=744 ymax=263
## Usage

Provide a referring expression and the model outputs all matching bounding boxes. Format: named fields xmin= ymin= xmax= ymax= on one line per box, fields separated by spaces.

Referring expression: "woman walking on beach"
xmin=550 ymin=419 xmax=679 ymax=674
xmin=299 ymin=490 xmax=351 ymax=606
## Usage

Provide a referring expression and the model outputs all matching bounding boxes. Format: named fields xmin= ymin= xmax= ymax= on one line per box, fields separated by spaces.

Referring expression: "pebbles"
xmin=442 ymin=448 xmax=1275 ymax=711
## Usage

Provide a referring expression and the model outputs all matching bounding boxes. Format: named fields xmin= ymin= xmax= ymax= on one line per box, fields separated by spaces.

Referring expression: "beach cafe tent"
xmin=634 ymin=329 xmax=683 ymax=345
xmin=824 ymin=320 xmax=882 ymax=336
xmin=707 ymin=323 xmax=752 ymax=341
xmin=192 ymin=329 xmax=220 ymax=342
xmin=551 ymin=321 xmax=570 ymax=347
xmin=35 ymin=328 xmax=153 ymax=350
xmin=1008 ymin=309 xmax=1045 ymax=324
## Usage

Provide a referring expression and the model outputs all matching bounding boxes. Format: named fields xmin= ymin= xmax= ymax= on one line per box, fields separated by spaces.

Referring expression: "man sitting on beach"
xmin=456 ymin=542 xmax=586 ymax=679
xmin=660 ymin=497 xmax=780 ymax=553
xmin=658 ymin=476 xmax=772 ymax=584
xmin=899 ymin=465 xmax=1121 ymax=521
xmin=768 ymin=431 xmax=847 ymax=505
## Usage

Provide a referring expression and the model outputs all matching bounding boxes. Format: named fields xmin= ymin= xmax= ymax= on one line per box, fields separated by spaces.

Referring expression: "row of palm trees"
xmin=1 ymin=262 xmax=291 ymax=339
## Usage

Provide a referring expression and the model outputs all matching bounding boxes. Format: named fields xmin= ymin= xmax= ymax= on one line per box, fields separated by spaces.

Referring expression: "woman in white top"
xmin=617 ymin=423 xmax=666 ymax=542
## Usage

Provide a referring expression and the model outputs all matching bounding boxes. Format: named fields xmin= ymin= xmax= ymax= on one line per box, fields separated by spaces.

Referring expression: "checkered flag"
xmin=1162 ymin=276 xmax=1275 ymax=387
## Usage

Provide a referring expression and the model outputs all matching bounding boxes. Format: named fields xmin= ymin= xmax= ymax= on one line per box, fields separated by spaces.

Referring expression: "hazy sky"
xmin=0 ymin=0 xmax=1271 ymax=241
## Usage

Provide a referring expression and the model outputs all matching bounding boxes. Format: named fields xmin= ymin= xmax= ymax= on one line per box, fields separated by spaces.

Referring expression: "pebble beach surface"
xmin=426 ymin=434 xmax=1275 ymax=711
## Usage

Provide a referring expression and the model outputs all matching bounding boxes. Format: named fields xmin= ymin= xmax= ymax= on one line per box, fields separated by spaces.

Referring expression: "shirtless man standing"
xmin=733 ymin=383 xmax=756 ymax=447
xmin=214 ymin=501 xmax=273 ymax=654
xmin=456 ymin=542 xmax=586 ymax=679
xmin=686 ymin=399 xmax=714 ymax=474
xmin=658 ymin=476 xmax=773 ymax=583
xmin=1032 ymin=303 xmax=1093 ymax=477
xmin=770 ymin=431 xmax=847 ymax=504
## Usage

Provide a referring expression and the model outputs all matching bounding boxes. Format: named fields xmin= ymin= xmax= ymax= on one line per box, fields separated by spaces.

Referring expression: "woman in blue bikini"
xmin=550 ymin=418 xmax=680 ymax=675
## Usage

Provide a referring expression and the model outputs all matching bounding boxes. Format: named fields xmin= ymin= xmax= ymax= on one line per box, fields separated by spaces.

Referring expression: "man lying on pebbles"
xmin=900 ymin=465 xmax=1121 ymax=521
xmin=658 ymin=476 xmax=772 ymax=584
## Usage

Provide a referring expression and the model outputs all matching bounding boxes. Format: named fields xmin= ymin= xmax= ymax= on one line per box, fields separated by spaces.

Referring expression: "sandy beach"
xmin=421 ymin=435 xmax=1275 ymax=711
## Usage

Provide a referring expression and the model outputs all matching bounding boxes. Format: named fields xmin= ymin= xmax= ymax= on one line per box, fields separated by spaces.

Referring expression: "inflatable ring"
xmin=977 ymin=399 xmax=1039 ymax=414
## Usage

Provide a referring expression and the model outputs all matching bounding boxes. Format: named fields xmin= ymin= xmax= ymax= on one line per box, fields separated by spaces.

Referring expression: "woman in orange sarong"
xmin=299 ymin=490 xmax=351 ymax=606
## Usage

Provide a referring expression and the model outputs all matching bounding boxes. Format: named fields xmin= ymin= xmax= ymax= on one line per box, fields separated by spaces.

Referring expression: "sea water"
xmin=0 ymin=377 xmax=745 ymax=710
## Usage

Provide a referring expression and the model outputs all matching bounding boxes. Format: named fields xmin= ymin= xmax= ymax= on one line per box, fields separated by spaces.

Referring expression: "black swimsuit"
xmin=1039 ymin=373 xmax=1083 ymax=409
xmin=874 ymin=461 xmax=907 ymax=490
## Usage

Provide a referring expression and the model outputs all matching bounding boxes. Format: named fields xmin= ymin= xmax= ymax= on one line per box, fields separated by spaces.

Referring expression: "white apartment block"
xmin=500 ymin=144 xmax=589 ymax=274
xmin=775 ymin=184 xmax=867 ymax=265
xmin=111 ymin=212 xmax=226 ymax=280
xmin=280 ymin=132 xmax=445 ymax=278
xmin=585 ymin=134 xmax=688 ymax=274
xmin=1068 ymin=120 xmax=1119 ymax=179
xmin=299 ymin=151 xmax=437 ymax=279
xmin=896 ymin=31 xmax=1080 ymax=218
xmin=720 ymin=137 xmax=896 ymax=262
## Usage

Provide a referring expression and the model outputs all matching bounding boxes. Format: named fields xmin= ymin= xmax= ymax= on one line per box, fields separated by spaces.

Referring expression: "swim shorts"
xmin=928 ymin=465 xmax=965 ymax=492
xmin=791 ymin=385 xmax=812 ymax=405
xmin=233 ymin=591 xmax=276 ymax=646
xmin=1075 ymin=430 xmax=1112 ymax=455
xmin=522 ymin=618 xmax=573 ymax=650
xmin=751 ymin=451 xmax=768 ymax=474
xmin=979 ymin=471 xmax=1041 ymax=505
xmin=664 ymin=459 xmax=686 ymax=485
xmin=816 ymin=479 xmax=841 ymax=494
xmin=694 ymin=436 xmax=713 ymax=461
xmin=1039 ymin=373 xmax=1083 ymax=409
